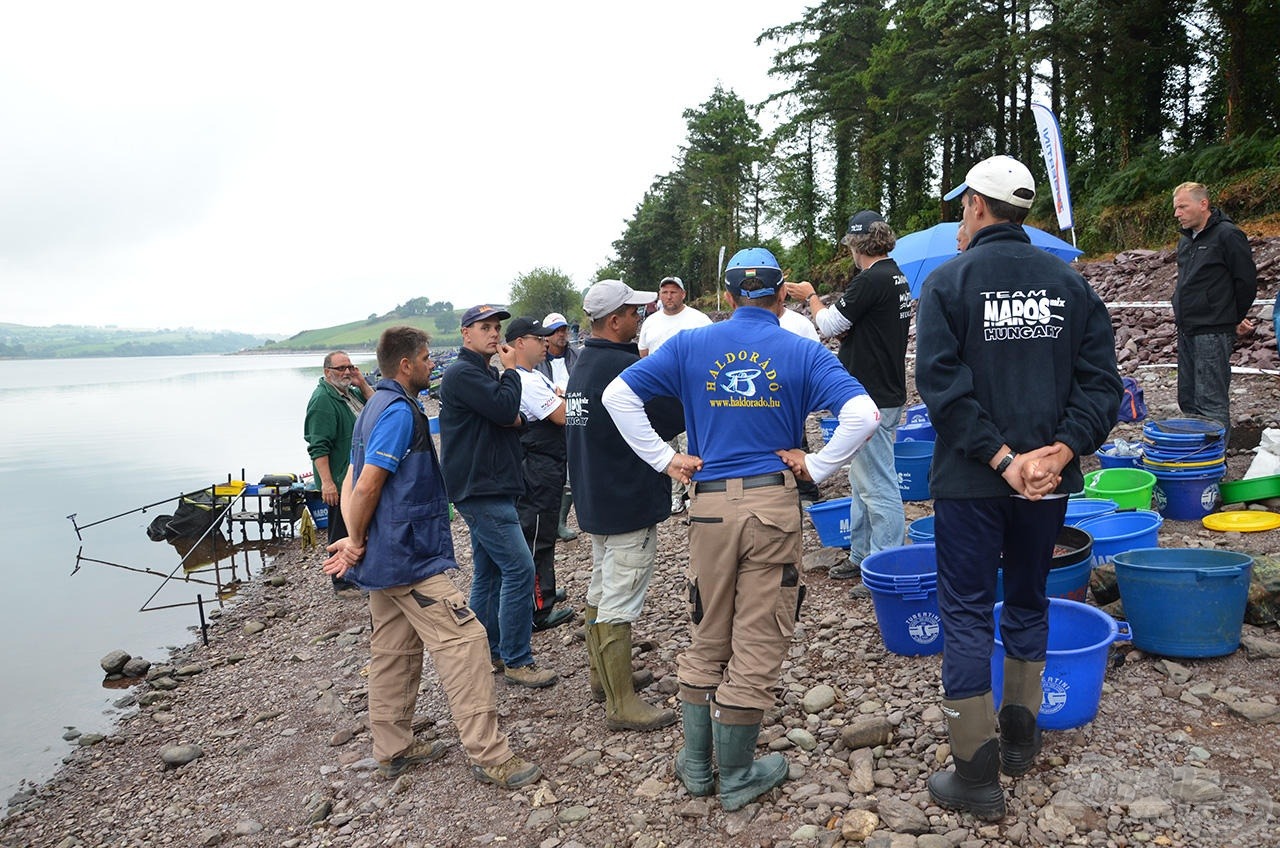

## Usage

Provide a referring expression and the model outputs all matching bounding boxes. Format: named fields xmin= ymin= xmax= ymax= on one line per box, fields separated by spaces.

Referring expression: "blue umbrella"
xmin=890 ymin=222 xmax=1083 ymax=298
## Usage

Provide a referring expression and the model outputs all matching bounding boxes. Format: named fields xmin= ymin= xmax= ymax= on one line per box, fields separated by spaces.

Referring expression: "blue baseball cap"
xmin=460 ymin=304 xmax=511 ymax=328
xmin=724 ymin=247 xmax=783 ymax=298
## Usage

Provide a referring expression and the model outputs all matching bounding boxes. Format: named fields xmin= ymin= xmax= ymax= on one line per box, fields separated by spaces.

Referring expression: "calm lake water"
xmin=0 ymin=352 xmax=376 ymax=805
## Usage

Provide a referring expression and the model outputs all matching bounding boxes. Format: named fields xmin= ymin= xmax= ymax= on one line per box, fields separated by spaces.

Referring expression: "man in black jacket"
xmin=565 ymin=280 xmax=683 ymax=732
xmin=439 ymin=304 xmax=558 ymax=690
xmin=538 ymin=312 xmax=581 ymax=541
xmin=1172 ymin=182 xmax=1257 ymax=437
xmin=917 ymin=156 xmax=1121 ymax=820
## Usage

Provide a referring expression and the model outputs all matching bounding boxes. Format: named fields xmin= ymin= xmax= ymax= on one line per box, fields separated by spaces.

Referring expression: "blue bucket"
xmin=1150 ymin=466 xmax=1224 ymax=521
xmin=805 ymin=497 xmax=851 ymax=548
xmin=429 ymin=415 xmax=441 ymax=435
xmin=861 ymin=545 xmax=943 ymax=656
xmin=1075 ymin=510 xmax=1163 ymax=568
xmin=1112 ymin=548 xmax=1253 ymax=657
xmin=994 ymin=525 xmax=1094 ymax=604
xmin=896 ymin=420 xmax=936 ymax=443
xmin=907 ymin=515 xmax=935 ymax=543
xmin=1064 ymin=498 xmax=1118 ymax=526
xmin=1096 ymin=443 xmax=1143 ymax=469
xmin=303 ymin=491 xmax=330 ymax=529
xmin=992 ymin=599 xmax=1129 ymax=730
xmin=1143 ymin=418 xmax=1226 ymax=444
xmin=905 ymin=403 xmax=930 ymax=424
xmin=895 ymin=440 xmax=933 ymax=500
xmin=819 ymin=417 xmax=838 ymax=442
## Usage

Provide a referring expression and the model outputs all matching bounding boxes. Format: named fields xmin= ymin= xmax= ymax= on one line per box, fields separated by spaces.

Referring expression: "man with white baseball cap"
xmin=918 ymin=156 xmax=1120 ymax=820
xmin=537 ymin=310 xmax=582 ymax=540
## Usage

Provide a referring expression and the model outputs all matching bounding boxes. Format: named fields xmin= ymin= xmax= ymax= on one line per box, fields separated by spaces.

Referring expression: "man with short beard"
xmin=304 ymin=350 xmax=373 ymax=593
xmin=323 ymin=326 xmax=541 ymax=789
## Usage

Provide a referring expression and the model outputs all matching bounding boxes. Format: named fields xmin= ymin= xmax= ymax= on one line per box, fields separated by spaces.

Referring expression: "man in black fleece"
xmin=564 ymin=280 xmax=684 ymax=732
xmin=916 ymin=155 xmax=1121 ymax=820
xmin=439 ymin=304 xmax=558 ymax=690
xmin=1172 ymin=181 xmax=1257 ymax=438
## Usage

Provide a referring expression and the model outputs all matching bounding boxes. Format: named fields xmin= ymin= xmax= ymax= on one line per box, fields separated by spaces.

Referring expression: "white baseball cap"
xmin=943 ymin=155 xmax=1036 ymax=209
xmin=542 ymin=312 xmax=568 ymax=331
xmin=582 ymin=280 xmax=657 ymax=320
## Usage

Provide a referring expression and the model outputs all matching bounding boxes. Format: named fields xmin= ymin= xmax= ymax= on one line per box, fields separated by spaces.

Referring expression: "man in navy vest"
xmin=323 ymin=326 xmax=541 ymax=789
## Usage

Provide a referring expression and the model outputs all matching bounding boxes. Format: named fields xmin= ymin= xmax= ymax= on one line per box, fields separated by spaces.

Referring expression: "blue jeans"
xmin=1177 ymin=330 xmax=1232 ymax=438
xmin=847 ymin=405 xmax=905 ymax=565
xmin=455 ymin=496 xmax=536 ymax=668
xmin=934 ymin=496 xmax=1067 ymax=699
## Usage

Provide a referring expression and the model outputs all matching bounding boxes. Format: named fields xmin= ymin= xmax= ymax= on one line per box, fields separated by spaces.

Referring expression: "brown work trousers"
xmin=676 ymin=474 xmax=804 ymax=712
xmin=368 ymin=573 xmax=512 ymax=767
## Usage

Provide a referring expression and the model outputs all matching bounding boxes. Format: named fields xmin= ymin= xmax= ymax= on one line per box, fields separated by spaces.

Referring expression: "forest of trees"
xmin=597 ymin=0 xmax=1280 ymax=298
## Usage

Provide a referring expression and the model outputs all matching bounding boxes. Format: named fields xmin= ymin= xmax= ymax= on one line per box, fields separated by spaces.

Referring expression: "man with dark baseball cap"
xmin=503 ymin=317 xmax=574 ymax=632
xmin=440 ymin=304 xmax=559 ymax=690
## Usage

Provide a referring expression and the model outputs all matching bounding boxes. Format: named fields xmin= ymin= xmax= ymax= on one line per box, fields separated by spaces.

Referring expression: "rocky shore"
xmin=5 ymin=255 xmax=1280 ymax=848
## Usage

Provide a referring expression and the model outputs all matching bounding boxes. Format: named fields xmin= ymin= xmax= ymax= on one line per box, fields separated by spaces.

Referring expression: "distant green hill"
xmin=259 ymin=312 xmax=465 ymax=350
xmin=0 ymin=323 xmax=266 ymax=359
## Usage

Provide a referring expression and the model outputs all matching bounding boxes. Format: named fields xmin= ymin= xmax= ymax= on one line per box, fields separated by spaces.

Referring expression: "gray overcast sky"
xmin=1 ymin=1 xmax=811 ymax=335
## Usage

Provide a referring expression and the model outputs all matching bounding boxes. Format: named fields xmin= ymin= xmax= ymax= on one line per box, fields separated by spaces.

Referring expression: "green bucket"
xmin=1083 ymin=468 xmax=1157 ymax=510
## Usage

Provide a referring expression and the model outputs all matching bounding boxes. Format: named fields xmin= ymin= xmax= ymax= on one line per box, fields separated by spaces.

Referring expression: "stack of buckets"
xmin=860 ymin=544 xmax=943 ymax=656
xmin=1141 ymin=418 xmax=1226 ymax=520
xmin=894 ymin=403 xmax=934 ymax=501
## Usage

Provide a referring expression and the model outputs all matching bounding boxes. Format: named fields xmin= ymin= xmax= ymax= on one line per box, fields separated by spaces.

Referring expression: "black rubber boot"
xmin=674 ymin=686 xmax=716 ymax=796
xmin=711 ymin=702 xmax=789 ymax=811
xmin=999 ymin=658 xmax=1045 ymax=777
xmin=927 ymin=693 xmax=1006 ymax=821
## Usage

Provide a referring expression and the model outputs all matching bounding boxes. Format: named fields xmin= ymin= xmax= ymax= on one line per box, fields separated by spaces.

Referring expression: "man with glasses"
xmin=440 ymin=305 xmax=559 ymax=689
xmin=304 ymin=350 xmax=374 ymax=593
xmin=505 ymin=317 xmax=574 ymax=632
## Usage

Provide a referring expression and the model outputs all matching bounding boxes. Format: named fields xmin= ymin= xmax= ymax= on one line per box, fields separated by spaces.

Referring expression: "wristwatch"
xmin=995 ymin=451 xmax=1017 ymax=475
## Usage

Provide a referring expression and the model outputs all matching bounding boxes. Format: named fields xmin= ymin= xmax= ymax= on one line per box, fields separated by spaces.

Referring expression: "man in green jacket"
xmin=305 ymin=350 xmax=374 ymax=593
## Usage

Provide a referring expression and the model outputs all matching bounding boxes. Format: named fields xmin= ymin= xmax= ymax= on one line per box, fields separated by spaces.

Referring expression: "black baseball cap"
xmin=504 ymin=316 xmax=556 ymax=342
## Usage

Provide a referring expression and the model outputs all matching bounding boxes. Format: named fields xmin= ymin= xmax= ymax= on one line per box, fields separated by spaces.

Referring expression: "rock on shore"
xmin=4 ymin=343 xmax=1280 ymax=848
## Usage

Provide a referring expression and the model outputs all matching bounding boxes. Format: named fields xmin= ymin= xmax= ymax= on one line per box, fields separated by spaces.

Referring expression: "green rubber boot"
xmin=711 ymin=702 xmax=789 ymax=811
xmin=674 ymin=686 xmax=716 ymax=796
xmin=557 ymin=486 xmax=578 ymax=541
xmin=927 ymin=692 xmax=1006 ymax=821
xmin=596 ymin=622 xmax=675 ymax=732
xmin=584 ymin=605 xmax=603 ymax=703
xmin=999 ymin=658 xmax=1045 ymax=777
xmin=585 ymin=607 xmax=653 ymax=703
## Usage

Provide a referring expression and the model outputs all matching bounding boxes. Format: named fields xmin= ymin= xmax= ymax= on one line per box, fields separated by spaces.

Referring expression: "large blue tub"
xmin=1112 ymin=548 xmax=1253 ymax=657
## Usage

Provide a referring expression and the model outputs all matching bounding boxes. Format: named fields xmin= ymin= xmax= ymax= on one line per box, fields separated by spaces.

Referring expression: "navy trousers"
xmin=934 ymin=496 xmax=1068 ymax=699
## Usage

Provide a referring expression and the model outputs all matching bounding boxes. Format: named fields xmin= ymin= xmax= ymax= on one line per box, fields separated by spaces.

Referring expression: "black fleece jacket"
xmin=438 ymin=347 xmax=525 ymax=502
xmin=915 ymin=222 xmax=1122 ymax=499
xmin=1174 ymin=208 xmax=1257 ymax=336
xmin=564 ymin=338 xmax=684 ymax=535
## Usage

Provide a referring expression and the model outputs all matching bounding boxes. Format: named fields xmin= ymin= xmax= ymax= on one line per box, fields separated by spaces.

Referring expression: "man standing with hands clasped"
xmin=605 ymin=248 xmax=879 ymax=810
xmin=322 ymin=326 xmax=541 ymax=789
xmin=916 ymin=155 xmax=1120 ymax=820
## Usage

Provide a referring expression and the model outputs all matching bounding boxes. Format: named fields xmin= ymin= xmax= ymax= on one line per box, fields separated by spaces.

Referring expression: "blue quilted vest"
xmin=348 ymin=380 xmax=456 ymax=590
